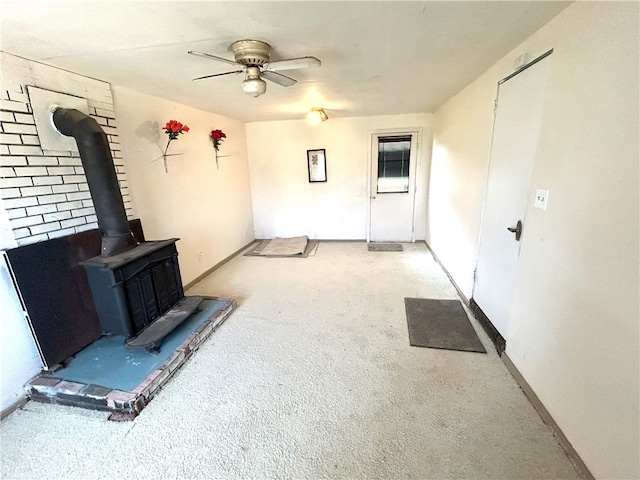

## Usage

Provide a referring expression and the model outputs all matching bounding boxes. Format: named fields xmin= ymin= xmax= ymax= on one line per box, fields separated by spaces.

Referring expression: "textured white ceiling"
xmin=0 ymin=1 xmax=570 ymax=123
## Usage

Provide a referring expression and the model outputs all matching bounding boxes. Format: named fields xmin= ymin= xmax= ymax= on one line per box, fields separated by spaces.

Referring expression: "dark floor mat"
xmin=404 ymin=298 xmax=486 ymax=353
xmin=368 ymin=243 xmax=403 ymax=252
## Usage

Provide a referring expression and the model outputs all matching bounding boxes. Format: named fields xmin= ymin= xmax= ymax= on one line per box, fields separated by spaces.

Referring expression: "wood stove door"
xmin=125 ymin=269 xmax=160 ymax=332
xmin=123 ymin=254 xmax=182 ymax=335
xmin=152 ymin=259 xmax=180 ymax=313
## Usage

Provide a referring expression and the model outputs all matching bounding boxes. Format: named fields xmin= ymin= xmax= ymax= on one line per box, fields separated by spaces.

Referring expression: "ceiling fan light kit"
xmin=189 ymin=39 xmax=320 ymax=98
xmin=242 ymin=67 xmax=267 ymax=97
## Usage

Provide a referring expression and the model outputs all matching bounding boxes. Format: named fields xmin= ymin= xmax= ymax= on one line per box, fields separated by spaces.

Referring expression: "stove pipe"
xmin=52 ymin=107 xmax=138 ymax=257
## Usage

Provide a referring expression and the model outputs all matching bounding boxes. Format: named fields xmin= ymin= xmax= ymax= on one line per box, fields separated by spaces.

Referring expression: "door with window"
xmin=369 ymin=132 xmax=418 ymax=242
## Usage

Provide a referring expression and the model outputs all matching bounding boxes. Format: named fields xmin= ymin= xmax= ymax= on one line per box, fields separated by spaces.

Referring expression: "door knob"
xmin=507 ymin=220 xmax=523 ymax=241
xmin=371 ymin=195 xmax=376 ymax=199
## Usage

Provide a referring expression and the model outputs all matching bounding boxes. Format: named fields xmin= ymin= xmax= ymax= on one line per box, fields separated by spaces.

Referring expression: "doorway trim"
xmin=499 ymin=49 xmax=553 ymax=87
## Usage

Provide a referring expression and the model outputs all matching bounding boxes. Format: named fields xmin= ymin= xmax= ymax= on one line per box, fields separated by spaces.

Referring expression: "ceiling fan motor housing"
xmin=189 ymin=39 xmax=317 ymax=97
xmin=232 ymin=40 xmax=271 ymax=66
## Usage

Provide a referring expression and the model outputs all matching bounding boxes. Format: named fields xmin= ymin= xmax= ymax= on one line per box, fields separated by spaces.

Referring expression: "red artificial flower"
xmin=210 ymin=129 xmax=227 ymax=151
xmin=163 ymin=119 xmax=189 ymax=140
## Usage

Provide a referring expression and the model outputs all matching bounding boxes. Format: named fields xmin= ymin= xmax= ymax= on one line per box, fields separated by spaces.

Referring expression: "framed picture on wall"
xmin=307 ymin=149 xmax=327 ymax=182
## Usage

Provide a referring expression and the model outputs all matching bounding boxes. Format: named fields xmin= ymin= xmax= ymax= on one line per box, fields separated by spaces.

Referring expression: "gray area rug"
xmin=368 ymin=243 xmax=403 ymax=252
xmin=244 ymin=237 xmax=319 ymax=258
xmin=404 ymin=298 xmax=486 ymax=353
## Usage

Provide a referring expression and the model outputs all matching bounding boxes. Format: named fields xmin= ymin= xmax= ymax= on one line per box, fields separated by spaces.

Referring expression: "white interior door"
xmin=369 ymin=132 xmax=418 ymax=242
xmin=473 ymin=53 xmax=552 ymax=338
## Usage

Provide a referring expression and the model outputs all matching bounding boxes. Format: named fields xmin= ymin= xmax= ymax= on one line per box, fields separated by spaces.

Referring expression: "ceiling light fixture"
xmin=307 ymin=107 xmax=328 ymax=124
xmin=242 ymin=66 xmax=267 ymax=97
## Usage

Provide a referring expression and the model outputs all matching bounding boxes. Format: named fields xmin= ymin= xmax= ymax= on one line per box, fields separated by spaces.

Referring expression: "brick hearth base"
xmin=25 ymin=297 xmax=236 ymax=420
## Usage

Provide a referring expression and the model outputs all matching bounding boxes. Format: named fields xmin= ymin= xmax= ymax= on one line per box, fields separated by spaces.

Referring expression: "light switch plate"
xmin=534 ymin=188 xmax=550 ymax=209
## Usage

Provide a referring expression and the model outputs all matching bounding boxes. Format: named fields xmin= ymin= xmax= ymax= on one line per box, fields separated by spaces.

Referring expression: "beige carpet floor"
xmin=0 ymin=242 xmax=580 ymax=479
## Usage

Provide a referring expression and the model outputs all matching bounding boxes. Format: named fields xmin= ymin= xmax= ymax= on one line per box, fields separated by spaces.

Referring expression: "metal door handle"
xmin=371 ymin=196 xmax=376 ymax=199
xmin=507 ymin=220 xmax=522 ymax=241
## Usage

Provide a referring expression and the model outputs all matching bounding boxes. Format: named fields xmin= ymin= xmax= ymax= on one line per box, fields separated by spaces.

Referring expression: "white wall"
xmin=0 ymin=200 xmax=43 ymax=412
xmin=428 ymin=78 xmax=495 ymax=297
xmin=428 ymin=3 xmax=639 ymax=478
xmin=112 ymin=87 xmax=254 ymax=285
xmin=246 ymin=114 xmax=431 ymax=240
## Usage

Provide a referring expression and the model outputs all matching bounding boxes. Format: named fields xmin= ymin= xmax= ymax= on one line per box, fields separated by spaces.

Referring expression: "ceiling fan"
xmin=188 ymin=40 xmax=321 ymax=97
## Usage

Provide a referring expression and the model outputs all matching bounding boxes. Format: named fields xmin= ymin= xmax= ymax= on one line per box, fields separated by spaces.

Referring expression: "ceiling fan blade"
xmin=188 ymin=50 xmax=241 ymax=67
xmin=192 ymin=70 xmax=244 ymax=81
xmin=264 ymin=56 xmax=321 ymax=72
xmin=261 ymin=70 xmax=297 ymax=87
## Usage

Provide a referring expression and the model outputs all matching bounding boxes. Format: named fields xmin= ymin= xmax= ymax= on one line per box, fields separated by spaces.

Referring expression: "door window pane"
xmin=377 ymin=135 xmax=411 ymax=193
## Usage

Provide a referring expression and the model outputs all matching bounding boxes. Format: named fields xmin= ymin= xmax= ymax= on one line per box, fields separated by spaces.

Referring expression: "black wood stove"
xmin=49 ymin=108 xmax=200 ymax=353
xmin=81 ymin=239 xmax=183 ymax=337
xmin=7 ymin=109 xmax=201 ymax=367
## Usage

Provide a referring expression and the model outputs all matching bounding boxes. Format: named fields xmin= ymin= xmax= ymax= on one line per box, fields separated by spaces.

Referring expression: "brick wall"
xmin=0 ymin=52 xmax=133 ymax=246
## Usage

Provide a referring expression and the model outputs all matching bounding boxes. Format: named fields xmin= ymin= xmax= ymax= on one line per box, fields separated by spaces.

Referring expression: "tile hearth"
xmin=25 ymin=297 xmax=236 ymax=420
